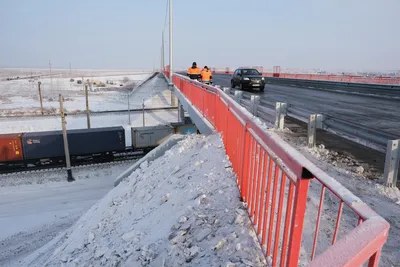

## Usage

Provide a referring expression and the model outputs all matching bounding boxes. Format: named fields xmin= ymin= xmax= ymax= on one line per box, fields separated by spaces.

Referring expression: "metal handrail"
xmin=171 ymin=72 xmax=390 ymax=267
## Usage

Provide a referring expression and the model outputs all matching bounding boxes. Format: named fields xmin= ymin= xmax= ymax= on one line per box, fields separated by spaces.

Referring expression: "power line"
xmin=163 ymin=0 xmax=169 ymax=33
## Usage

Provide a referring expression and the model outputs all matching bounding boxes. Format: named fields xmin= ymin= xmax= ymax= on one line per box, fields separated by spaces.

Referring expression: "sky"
xmin=0 ymin=0 xmax=399 ymax=72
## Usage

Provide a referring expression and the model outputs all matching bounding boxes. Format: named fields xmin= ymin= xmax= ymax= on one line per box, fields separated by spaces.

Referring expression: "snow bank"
xmin=22 ymin=134 xmax=266 ymax=267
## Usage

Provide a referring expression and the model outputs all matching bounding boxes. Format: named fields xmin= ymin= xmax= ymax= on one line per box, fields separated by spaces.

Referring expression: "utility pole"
xmin=59 ymin=94 xmax=74 ymax=182
xmin=142 ymin=98 xmax=145 ymax=126
xmin=38 ymin=82 xmax=44 ymax=115
xmin=161 ymin=31 xmax=165 ymax=71
xmin=128 ymin=92 xmax=131 ymax=125
xmin=49 ymin=60 xmax=53 ymax=91
xmin=85 ymin=84 xmax=91 ymax=128
xmin=169 ymin=0 xmax=173 ymax=80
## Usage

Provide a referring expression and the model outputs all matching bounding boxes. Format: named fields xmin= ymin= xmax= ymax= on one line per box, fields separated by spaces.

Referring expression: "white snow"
xmin=0 ymin=73 xmax=178 ymax=147
xmin=21 ymin=134 xmax=267 ymax=267
xmin=0 ymin=161 xmax=136 ymax=266
xmin=0 ymin=69 xmax=167 ymax=116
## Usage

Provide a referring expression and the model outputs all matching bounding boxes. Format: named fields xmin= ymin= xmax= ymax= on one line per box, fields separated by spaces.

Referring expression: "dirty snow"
xmin=21 ymin=134 xmax=266 ymax=267
xmin=0 ymin=161 xmax=136 ymax=267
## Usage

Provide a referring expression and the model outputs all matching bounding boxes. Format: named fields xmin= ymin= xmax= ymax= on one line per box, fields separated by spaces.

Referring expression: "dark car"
xmin=230 ymin=68 xmax=265 ymax=91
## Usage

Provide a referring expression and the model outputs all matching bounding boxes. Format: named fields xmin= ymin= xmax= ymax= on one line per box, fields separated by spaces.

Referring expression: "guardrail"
xmin=220 ymin=86 xmax=400 ymax=188
xmin=211 ymin=67 xmax=400 ymax=85
xmin=263 ymin=77 xmax=400 ymax=99
xmin=170 ymin=73 xmax=390 ymax=267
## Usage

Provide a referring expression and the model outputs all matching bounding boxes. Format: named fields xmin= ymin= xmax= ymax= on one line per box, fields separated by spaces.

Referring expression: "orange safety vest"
xmin=201 ymin=69 xmax=212 ymax=81
xmin=188 ymin=67 xmax=201 ymax=75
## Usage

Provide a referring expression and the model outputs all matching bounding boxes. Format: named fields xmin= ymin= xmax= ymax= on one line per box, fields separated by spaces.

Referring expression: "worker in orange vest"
xmin=201 ymin=66 xmax=213 ymax=85
xmin=187 ymin=62 xmax=201 ymax=80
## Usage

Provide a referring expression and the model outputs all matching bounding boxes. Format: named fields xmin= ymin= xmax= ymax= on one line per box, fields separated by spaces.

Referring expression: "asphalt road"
xmin=212 ymin=74 xmax=400 ymax=138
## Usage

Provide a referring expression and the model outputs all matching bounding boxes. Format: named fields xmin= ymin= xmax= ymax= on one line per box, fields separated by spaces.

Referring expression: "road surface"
xmin=212 ymin=74 xmax=400 ymax=138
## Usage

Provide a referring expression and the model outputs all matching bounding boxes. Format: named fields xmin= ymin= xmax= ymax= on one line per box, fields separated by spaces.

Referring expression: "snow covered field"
xmin=0 ymin=71 xmax=178 ymax=146
xmin=0 ymin=161 xmax=136 ymax=266
xmin=20 ymin=134 xmax=266 ymax=267
xmin=0 ymin=68 xmax=169 ymax=116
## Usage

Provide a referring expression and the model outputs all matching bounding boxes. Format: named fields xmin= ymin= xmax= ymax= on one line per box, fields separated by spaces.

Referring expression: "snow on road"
xmin=21 ymin=134 xmax=266 ymax=267
xmin=0 ymin=161 xmax=136 ymax=267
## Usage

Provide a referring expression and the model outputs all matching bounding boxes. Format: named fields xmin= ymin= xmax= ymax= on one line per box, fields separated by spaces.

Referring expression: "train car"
xmin=0 ymin=133 xmax=25 ymax=171
xmin=0 ymin=133 xmax=24 ymax=162
xmin=67 ymin=126 xmax=125 ymax=162
xmin=22 ymin=126 xmax=126 ymax=166
xmin=131 ymin=125 xmax=175 ymax=151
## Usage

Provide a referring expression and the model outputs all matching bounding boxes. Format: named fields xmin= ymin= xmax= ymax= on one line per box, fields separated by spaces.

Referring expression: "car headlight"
xmin=261 ymin=77 xmax=264 ymax=80
xmin=243 ymin=77 xmax=249 ymax=80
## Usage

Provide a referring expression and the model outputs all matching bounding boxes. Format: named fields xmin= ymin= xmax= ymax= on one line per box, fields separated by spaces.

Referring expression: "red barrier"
xmin=211 ymin=67 xmax=400 ymax=85
xmin=172 ymin=74 xmax=390 ymax=267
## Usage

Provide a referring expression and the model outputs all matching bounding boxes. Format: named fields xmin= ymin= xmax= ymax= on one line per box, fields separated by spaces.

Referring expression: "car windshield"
xmin=241 ymin=69 xmax=260 ymax=75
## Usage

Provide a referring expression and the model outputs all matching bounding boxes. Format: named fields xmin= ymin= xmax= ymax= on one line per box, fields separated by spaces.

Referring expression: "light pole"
xmin=169 ymin=0 xmax=173 ymax=80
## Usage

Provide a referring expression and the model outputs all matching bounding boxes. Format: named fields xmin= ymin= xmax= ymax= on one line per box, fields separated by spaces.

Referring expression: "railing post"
xmin=287 ymin=177 xmax=311 ymax=267
xmin=383 ymin=139 xmax=400 ymax=187
xmin=223 ymin=87 xmax=230 ymax=94
xmin=234 ymin=90 xmax=243 ymax=104
xmin=275 ymin=102 xmax=287 ymax=129
xmin=250 ymin=95 xmax=260 ymax=116
xmin=308 ymin=114 xmax=323 ymax=148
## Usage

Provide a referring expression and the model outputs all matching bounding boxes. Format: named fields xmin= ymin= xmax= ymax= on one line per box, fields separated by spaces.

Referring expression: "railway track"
xmin=0 ymin=151 xmax=144 ymax=176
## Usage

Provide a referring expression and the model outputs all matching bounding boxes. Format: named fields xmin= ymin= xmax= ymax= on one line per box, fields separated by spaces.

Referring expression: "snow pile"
xmin=22 ymin=134 xmax=266 ymax=267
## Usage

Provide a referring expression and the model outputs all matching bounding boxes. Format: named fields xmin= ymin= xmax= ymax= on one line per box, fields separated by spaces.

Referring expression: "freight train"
xmin=0 ymin=121 xmax=198 ymax=173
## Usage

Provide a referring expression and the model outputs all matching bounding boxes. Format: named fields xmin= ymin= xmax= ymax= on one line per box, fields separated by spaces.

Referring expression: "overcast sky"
xmin=0 ymin=0 xmax=399 ymax=71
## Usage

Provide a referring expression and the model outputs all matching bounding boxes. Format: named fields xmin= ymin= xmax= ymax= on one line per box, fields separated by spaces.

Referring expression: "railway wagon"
xmin=0 ymin=133 xmax=24 ymax=162
xmin=131 ymin=125 xmax=175 ymax=150
xmin=22 ymin=126 xmax=126 ymax=165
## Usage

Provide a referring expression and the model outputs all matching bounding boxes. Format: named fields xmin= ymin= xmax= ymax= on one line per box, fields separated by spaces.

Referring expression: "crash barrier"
xmin=212 ymin=67 xmax=400 ymax=85
xmin=172 ymin=73 xmax=390 ymax=267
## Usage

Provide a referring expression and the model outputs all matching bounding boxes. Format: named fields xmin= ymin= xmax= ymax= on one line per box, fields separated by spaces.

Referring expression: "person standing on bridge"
xmin=187 ymin=62 xmax=201 ymax=80
xmin=201 ymin=66 xmax=212 ymax=85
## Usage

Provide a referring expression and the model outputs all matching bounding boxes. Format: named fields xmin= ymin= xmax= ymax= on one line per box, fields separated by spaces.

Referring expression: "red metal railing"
xmin=172 ymin=73 xmax=390 ymax=267
xmin=211 ymin=67 xmax=400 ymax=85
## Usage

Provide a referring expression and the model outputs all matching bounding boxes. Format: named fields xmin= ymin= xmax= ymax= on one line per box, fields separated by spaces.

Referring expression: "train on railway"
xmin=0 ymin=121 xmax=198 ymax=173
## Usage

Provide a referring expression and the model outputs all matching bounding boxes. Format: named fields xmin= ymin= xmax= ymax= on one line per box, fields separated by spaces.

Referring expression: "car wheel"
xmin=239 ymin=83 xmax=245 ymax=91
xmin=260 ymin=86 xmax=265 ymax=92
xmin=230 ymin=80 xmax=235 ymax=88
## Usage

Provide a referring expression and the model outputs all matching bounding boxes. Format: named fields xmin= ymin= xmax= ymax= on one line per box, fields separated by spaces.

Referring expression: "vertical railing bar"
xmin=257 ymin=153 xmax=269 ymax=235
xmin=280 ymin=181 xmax=295 ymax=267
xmin=332 ymin=200 xmax=344 ymax=245
xmin=286 ymin=178 xmax=311 ymax=267
xmin=248 ymin=141 xmax=258 ymax=213
xmin=250 ymin=145 xmax=261 ymax=218
xmin=367 ymin=249 xmax=382 ymax=267
xmin=254 ymin=150 xmax=265 ymax=226
xmin=261 ymin=158 xmax=274 ymax=247
xmin=272 ymin=172 xmax=288 ymax=267
xmin=246 ymin=138 xmax=255 ymax=203
xmin=240 ymin=127 xmax=249 ymax=196
xmin=267 ymin=164 xmax=280 ymax=256
xmin=311 ymin=185 xmax=326 ymax=261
